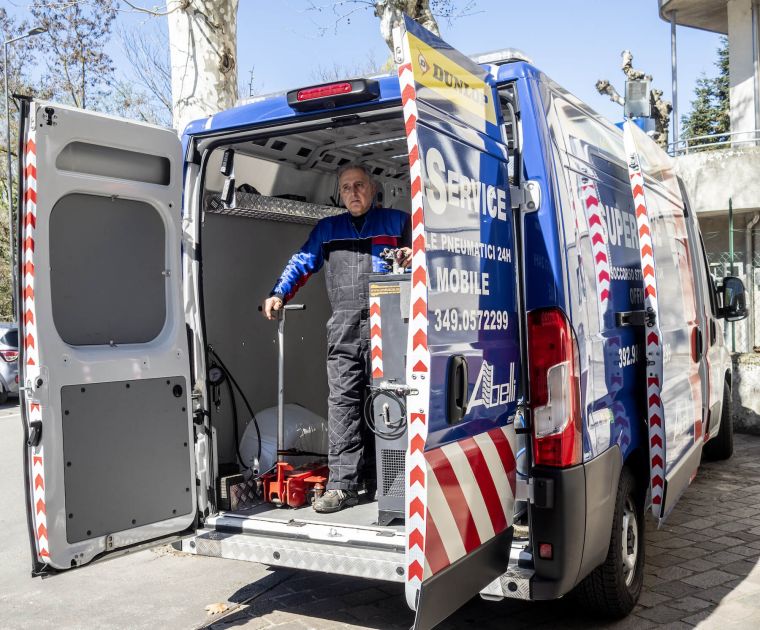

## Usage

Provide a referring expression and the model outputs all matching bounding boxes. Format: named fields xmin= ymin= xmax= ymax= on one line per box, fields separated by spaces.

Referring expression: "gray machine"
xmin=367 ymin=273 xmax=410 ymax=526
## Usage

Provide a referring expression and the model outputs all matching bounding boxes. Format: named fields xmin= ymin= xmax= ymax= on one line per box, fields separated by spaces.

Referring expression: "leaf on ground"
xmin=204 ymin=602 xmax=229 ymax=616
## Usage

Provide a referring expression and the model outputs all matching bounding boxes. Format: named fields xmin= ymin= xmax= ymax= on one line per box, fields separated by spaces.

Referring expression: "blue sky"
xmin=9 ymin=0 xmax=723 ymax=128
xmin=235 ymin=0 xmax=722 ymax=126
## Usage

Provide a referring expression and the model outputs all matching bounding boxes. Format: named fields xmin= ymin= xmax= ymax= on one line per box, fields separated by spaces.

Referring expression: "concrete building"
xmin=659 ymin=0 xmax=760 ymax=351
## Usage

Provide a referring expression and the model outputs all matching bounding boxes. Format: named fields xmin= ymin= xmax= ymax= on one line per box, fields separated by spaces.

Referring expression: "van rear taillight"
xmin=0 ymin=349 xmax=18 ymax=362
xmin=527 ymin=308 xmax=582 ymax=467
xmin=287 ymin=79 xmax=381 ymax=112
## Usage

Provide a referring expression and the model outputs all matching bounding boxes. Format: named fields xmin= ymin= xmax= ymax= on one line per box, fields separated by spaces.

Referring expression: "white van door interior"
xmin=18 ymin=100 xmax=196 ymax=573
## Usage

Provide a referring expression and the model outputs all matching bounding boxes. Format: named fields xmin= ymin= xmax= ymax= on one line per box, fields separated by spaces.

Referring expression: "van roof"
xmin=182 ymin=61 xmax=540 ymax=140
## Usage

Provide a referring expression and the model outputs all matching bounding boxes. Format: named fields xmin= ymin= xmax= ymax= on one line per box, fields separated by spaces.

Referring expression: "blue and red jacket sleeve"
xmin=270 ymin=221 xmax=325 ymax=302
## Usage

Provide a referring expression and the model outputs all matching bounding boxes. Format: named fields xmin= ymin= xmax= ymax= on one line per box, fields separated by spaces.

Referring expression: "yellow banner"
xmin=407 ymin=32 xmax=497 ymax=126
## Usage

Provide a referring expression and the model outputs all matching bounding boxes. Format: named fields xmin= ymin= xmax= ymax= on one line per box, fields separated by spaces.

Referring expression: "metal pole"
xmin=3 ymin=29 xmax=45 ymax=324
xmin=671 ymin=11 xmax=679 ymax=152
xmin=3 ymin=41 xmax=16 ymax=322
xmin=730 ymin=198 xmax=736 ymax=351
xmin=752 ymin=0 xmax=760 ymax=140
xmin=277 ymin=310 xmax=285 ymax=462
xmin=745 ymin=212 xmax=760 ymax=350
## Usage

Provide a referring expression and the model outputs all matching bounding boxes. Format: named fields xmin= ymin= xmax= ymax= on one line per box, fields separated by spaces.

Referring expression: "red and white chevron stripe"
xmin=623 ymin=126 xmax=665 ymax=516
xmin=22 ymin=126 xmax=48 ymax=560
xmin=369 ymin=297 xmax=383 ymax=379
xmin=576 ymin=178 xmax=632 ymax=449
xmin=398 ymin=49 xmax=430 ymax=607
xmin=423 ymin=427 xmax=516 ymax=576
xmin=580 ymin=178 xmax=611 ymax=312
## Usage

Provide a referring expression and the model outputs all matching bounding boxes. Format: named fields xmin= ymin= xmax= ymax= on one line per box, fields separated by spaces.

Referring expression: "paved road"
xmin=3 ymin=400 xmax=760 ymax=629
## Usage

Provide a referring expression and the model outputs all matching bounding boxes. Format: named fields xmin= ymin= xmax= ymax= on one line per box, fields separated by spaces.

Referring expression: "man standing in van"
xmin=262 ymin=163 xmax=412 ymax=513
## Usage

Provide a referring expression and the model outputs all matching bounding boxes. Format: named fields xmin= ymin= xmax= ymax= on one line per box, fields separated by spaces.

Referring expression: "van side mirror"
xmin=719 ymin=276 xmax=748 ymax=322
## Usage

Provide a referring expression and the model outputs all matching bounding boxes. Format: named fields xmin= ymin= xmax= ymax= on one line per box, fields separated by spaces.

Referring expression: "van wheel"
xmin=703 ymin=381 xmax=733 ymax=461
xmin=0 ymin=388 xmax=7 ymax=405
xmin=576 ymin=467 xmax=644 ymax=618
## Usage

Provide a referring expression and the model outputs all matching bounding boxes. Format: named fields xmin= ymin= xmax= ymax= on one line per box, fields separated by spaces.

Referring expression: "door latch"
xmin=516 ymin=477 xmax=554 ymax=508
xmin=27 ymin=421 xmax=42 ymax=447
xmin=616 ymin=309 xmax=656 ymax=327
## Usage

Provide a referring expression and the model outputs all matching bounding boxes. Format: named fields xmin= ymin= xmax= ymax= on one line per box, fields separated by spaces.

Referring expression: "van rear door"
xmin=394 ymin=16 xmax=521 ymax=629
xmin=623 ymin=122 xmax=704 ymax=521
xmin=17 ymin=100 xmax=196 ymax=573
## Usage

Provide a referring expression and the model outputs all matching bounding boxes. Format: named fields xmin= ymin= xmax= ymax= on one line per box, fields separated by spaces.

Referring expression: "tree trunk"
xmin=167 ymin=0 xmax=238 ymax=133
xmin=374 ymin=0 xmax=440 ymax=52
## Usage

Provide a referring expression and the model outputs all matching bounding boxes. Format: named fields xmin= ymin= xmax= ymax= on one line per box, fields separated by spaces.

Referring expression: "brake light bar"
xmin=296 ymin=82 xmax=352 ymax=101
xmin=527 ymin=308 xmax=582 ymax=467
xmin=287 ymin=79 xmax=381 ymax=113
xmin=0 ymin=349 xmax=19 ymax=362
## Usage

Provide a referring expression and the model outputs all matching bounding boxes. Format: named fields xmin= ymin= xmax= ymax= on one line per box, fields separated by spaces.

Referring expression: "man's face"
xmin=339 ymin=168 xmax=375 ymax=216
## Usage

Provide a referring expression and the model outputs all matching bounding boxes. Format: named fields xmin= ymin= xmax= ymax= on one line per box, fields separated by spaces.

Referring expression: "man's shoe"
xmin=313 ymin=489 xmax=359 ymax=513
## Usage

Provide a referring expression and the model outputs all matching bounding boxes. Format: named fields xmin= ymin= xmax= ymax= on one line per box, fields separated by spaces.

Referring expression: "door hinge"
xmin=106 ymin=535 xmax=114 ymax=550
xmin=511 ymin=180 xmax=541 ymax=211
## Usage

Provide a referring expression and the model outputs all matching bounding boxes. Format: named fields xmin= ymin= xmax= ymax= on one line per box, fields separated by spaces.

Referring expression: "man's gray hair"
xmin=337 ymin=161 xmax=375 ymax=181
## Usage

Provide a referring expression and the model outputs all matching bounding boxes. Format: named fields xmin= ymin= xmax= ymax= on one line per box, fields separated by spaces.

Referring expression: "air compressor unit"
xmin=366 ymin=273 xmax=410 ymax=526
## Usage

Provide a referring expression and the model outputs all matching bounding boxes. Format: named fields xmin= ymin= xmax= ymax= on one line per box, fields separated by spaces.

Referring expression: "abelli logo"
xmin=467 ymin=360 xmax=517 ymax=410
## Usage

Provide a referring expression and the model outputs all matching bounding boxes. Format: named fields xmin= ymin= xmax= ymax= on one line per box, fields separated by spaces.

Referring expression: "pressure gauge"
xmin=208 ymin=365 xmax=226 ymax=386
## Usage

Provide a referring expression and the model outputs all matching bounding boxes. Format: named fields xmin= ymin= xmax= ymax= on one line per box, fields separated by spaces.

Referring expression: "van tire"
xmin=703 ymin=381 xmax=733 ymax=461
xmin=0 ymin=389 xmax=7 ymax=405
xmin=575 ymin=467 xmax=644 ymax=618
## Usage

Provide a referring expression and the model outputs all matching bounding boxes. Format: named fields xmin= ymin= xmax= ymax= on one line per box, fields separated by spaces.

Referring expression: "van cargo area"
xmin=195 ymin=111 xmax=413 ymax=553
xmin=179 ymin=99 xmax=531 ymax=587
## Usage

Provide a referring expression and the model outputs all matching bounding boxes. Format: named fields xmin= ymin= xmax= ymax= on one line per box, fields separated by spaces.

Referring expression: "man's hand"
xmin=263 ymin=296 xmax=283 ymax=320
xmin=396 ymin=247 xmax=412 ymax=269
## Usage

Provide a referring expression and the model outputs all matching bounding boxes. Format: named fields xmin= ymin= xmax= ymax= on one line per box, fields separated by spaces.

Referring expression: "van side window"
xmin=550 ymin=93 xmax=624 ymax=164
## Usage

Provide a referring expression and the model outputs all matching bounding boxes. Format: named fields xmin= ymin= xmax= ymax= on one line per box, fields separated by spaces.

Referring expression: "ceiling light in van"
xmin=354 ymin=136 xmax=406 ymax=148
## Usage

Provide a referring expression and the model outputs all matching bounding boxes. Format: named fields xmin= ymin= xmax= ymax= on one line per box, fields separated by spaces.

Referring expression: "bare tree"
xmin=31 ymin=0 xmax=119 ymax=109
xmin=310 ymin=51 xmax=387 ymax=82
xmin=117 ymin=22 xmax=173 ymax=126
xmin=114 ymin=1 xmax=239 ymax=132
xmin=1 ymin=9 xmax=46 ymax=321
xmin=166 ymin=0 xmax=239 ymax=133
xmin=307 ymin=1 xmax=477 ymax=52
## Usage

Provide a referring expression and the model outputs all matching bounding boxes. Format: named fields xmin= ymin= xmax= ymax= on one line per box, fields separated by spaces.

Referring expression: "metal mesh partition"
xmin=205 ymin=192 xmax=343 ymax=225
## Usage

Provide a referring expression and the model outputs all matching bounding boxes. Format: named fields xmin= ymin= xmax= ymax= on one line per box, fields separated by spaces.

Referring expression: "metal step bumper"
xmin=182 ymin=512 xmax=406 ymax=583
xmin=479 ymin=537 xmax=535 ymax=601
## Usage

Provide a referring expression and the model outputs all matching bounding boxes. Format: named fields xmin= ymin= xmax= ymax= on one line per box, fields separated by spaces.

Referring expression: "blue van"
xmin=19 ymin=16 xmax=747 ymax=630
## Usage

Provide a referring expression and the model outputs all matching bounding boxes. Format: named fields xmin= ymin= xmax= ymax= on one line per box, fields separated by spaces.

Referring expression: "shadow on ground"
xmin=202 ymin=435 xmax=760 ymax=630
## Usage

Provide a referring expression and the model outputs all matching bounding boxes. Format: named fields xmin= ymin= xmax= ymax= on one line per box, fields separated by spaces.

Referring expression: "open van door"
xmin=623 ymin=122 xmax=703 ymax=522
xmin=17 ymin=100 xmax=196 ymax=574
xmin=394 ymin=16 xmax=521 ymax=629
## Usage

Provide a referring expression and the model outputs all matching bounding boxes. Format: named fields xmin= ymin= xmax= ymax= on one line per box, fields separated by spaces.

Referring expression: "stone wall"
xmin=733 ymin=353 xmax=760 ymax=434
